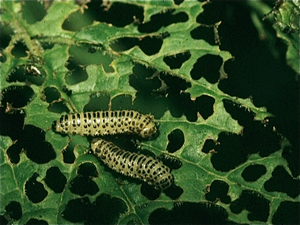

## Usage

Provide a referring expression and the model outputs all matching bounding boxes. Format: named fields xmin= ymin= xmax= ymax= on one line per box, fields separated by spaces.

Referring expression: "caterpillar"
xmin=91 ymin=138 xmax=174 ymax=190
xmin=53 ymin=110 xmax=157 ymax=138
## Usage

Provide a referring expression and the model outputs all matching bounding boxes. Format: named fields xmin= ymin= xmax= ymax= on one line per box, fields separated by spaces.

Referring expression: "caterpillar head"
xmin=140 ymin=121 xmax=157 ymax=138
xmin=91 ymin=138 xmax=103 ymax=153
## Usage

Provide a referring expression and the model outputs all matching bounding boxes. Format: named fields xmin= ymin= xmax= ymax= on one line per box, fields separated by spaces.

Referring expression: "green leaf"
xmin=1 ymin=1 xmax=298 ymax=224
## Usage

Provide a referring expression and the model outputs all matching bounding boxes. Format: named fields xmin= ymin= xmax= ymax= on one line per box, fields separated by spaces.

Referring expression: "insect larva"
xmin=91 ymin=138 xmax=174 ymax=190
xmin=53 ymin=110 xmax=157 ymax=138
xmin=26 ymin=65 xmax=41 ymax=76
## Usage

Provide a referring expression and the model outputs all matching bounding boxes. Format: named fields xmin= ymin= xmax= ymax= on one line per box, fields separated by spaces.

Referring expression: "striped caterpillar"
xmin=53 ymin=110 xmax=157 ymax=138
xmin=91 ymin=138 xmax=174 ymax=190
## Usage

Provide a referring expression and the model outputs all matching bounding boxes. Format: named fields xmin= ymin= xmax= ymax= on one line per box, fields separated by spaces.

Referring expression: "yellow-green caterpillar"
xmin=91 ymin=138 xmax=173 ymax=190
xmin=53 ymin=110 xmax=157 ymax=138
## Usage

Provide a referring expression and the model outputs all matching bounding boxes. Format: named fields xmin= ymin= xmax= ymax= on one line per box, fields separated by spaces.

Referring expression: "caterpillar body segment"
xmin=53 ymin=110 xmax=157 ymax=138
xmin=91 ymin=138 xmax=174 ymax=190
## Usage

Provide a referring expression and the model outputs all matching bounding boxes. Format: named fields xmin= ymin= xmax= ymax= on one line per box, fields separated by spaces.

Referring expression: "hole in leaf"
xmin=223 ymin=99 xmax=255 ymax=126
xmin=11 ymin=41 xmax=28 ymax=58
xmin=242 ymin=164 xmax=267 ymax=182
xmin=130 ymin=64 xmax=161 ymax=92
xmin=62 ymin=194 xmax=127 ymax=224
xmin=88 ymin=1 xmax=144 ymax=27
xmin=223 ymin=100 xmax=281 ymax=157
xmin=212 ymin=133 xmax=248 ymax=172
xmin=138 ymin=9 xmax=188 ymax=33
xmin=42 ymin=87 xmax=61 ymax=103
xmin=195 ymin=95 xmax=215 ymax=119
xmin=230 ymin=190 xmax=269 ymax=222
xmin=0 ymin=23 xmax=13 ymax=50
xmin=264 ymin=166 xmax=299 ymax=198
xmin=5 ymin=201 xmax=22 ymax=220
xmin=77 ymin=162 xmax=99 ymax=178
xmin=133 ymin=91 xmax=168 ymax=119
xmin=167 ymin=129 xmax=184 ymax=153
xmin=84 ymin=92 xmax=110 ymax=112
xmin=62 ymin=142 xmax=76 ymax=164
xmin=0 ymin=215 xmax=9 ymax=224
xmin=160 ymin=73 xmax=195 ymax=120
xmin=65 ymin=63 xmax=88 ymax=85
xmin=272 ymin=201 xmax=300 ymax=225
xmin=22 ymin=1 xmax=46 ymax=24
xmin=44 ymin=166 xmax=67 ymax=193
xmin=48 ymin=101 xmax=70 ymax=114
xmin=190 ymin=25 xmax=215 ymax=45
xmin=149 ymin=202 xmax=229 ymax=224
xmin=68 ymin=45 xmax=114 ymax=72
xmin=111 ymin=95 xmax=134 ymax=111
xmin=201 ymin=139 xmax=216 ymax=153
xmin=1 ymin=85 xmax=34 ymax=108
xmin=141 ymin=184 xmax=161 ymax=200
xmin=62 ymin=10 xmax=93 ymax=31
xmin=110 ymin=36 xmax=163 ymax=56
xmin=190 ymin=54 xmax=223 ymax=83
xmin=205 ymin=180 xmax=231 ymax=204
xmin=6 ymin=125 xmax=56 ymax=164
xmin=173 ymin=0 xmax=184 ymax=5
xmin=69 ymin=175 xmax=99 ymax=196
xmin=138 ymin=36 xmax=163 ymax=55
xmin=1 ymin=51 xmax=7 ymax=63
xmin=109 ymin=37 xmax=138 ymax=52
xmin=160 ymin=72 xmax=191 ymax=91
xmin=165 ymin=185 xmax=183 ymax=200
xmin=7 ymin=64 xmax=46 ymax=86
xmin=163 ymin=51 xmax=191 ymax=69
xmin=0 ymin=107 xmax=25 ymax=140
xmin=21 ymin=125 xmax=56 ymax=163
xmin=40 ymin=42 xmax=55 ymax=50
xmin=62 ymin=85 xmax=73 ymax=96
xmin=25 ymin=173 xmax=48 ymax=203
xmin=6 ymin=140 xmax=23 ymax=164
xmin=62 ymin=197 xmax=92 ymax=223
xmin=196 ymin=1 xmax=223 ymax=24
xmin=167 ymin=91 xmax=197 ymax=122
xmin=25 ymin=218 xmax=48 ymax=225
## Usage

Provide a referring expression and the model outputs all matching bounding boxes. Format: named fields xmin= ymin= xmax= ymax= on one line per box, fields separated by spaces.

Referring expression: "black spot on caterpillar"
xmin=91 ymin=138 xmax=174 ymax=190
xmin=53 ymin=110 xmax=157 ymax=138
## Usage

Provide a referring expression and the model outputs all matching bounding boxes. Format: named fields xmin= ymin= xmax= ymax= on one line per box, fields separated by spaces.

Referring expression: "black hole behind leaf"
xmin=43 ymin=87 xmax=61 ymax=103
xmin=1 ymin=85 xmax=34 ymax=108
xmin=84 ymin=92 xmax=110 ymax=112
xmin=195 ymin=95 xmax=215 ymax=119
xmin=25 ymin=173 xmax=48 ymax=203
xmin=5 ymin=201 xmax=22 ymax=220
xmin=163 ymin=51 xmax=191 ymax=69
xmin=77 ymin=162 xmax=99 ymax=178
xmin=205 ymin=180 xmax=231 ymax=204
xmin=69 ymin=175 xmax=99 ymax=196
xmin=190 ymin=54 xmax=223 ymax=83
xmin=167 ymin=129 xmax=184 ymax=153
xmin=48 ymin=101 xmax=70 ymax=114
xmin=242 ymin=164 xmax=267 ymax=182
xmin=230 ymin=190 xmax=269 ymax=222
xmin=11 ymin=41 xmax=28 ymax=58
xmin=0 ymin=107 xmax=25 ymax=140
xmin=138 ymin=10 xmax=188 ymax=33
xmin=190 ymin=25 xmax=215 ymax=45
xmin=44 ymin=166 xmax=67 ymax=193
